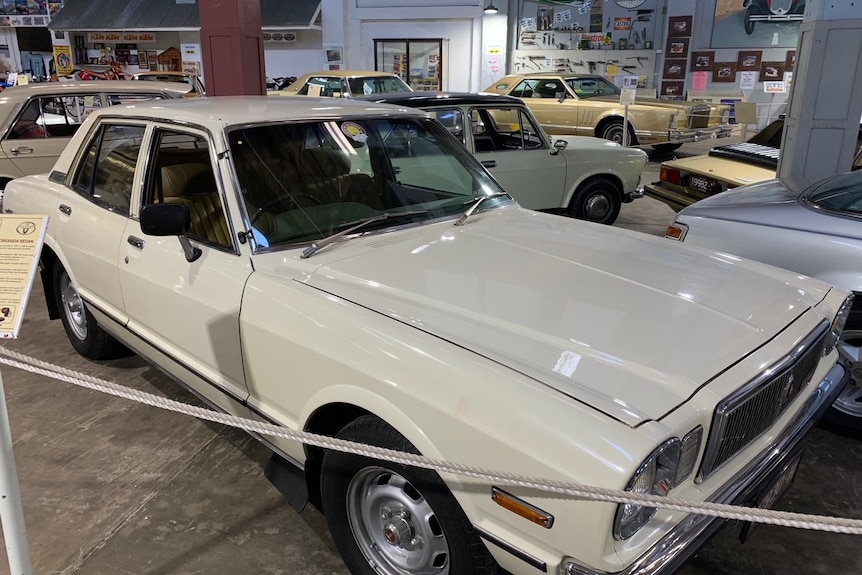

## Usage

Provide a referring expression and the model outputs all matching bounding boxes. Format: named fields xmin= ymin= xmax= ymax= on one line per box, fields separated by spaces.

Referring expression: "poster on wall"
xmin=712 ymin=0 xmax=803 ymax=48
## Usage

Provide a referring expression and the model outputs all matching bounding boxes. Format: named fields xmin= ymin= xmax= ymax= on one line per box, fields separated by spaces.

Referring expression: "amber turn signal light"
xmin=491 ymin=487 xmax=554 ymax=529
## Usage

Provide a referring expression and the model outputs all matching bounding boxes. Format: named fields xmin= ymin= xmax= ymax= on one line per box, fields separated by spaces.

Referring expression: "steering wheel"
xmin=250 ymin=192 xmax=322 ymax=225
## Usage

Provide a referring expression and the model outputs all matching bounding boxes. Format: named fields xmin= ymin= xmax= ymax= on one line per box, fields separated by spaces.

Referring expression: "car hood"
xmin=664 ymin=154 xmax=776 ymax=187
xmin=299 ymin=207 xmax=827 ymax=426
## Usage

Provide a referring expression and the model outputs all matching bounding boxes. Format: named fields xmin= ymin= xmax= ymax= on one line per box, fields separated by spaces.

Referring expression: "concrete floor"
xmin=1 ymin=136 xmax=861 ymax=575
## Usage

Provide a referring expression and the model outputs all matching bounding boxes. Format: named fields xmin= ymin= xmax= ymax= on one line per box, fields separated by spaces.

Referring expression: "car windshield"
xmin=347 ymin=76 xmax=412 ymax=96
xmin=228 ymin=116 xmax=507 ymax=249
xmin=805 ymin=170 xmax=862 ymax=216
xmin=565 ymin=77 xmax=620 ymax=99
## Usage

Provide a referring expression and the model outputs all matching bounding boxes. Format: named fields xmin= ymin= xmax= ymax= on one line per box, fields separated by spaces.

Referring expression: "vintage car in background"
xmin=360 ymin=92 xmax=646 ymax=224
xmin=744 ymin=0 xmax=806 ymax=34
xmin=131 ymin=70 xmax=205 ymax=96
xmin=279 ymin=70 xmax=412 ymax=97
xmin=666 ymin=170 xmax=862 ymax=437
xmin=3 ymin=96 xmax=851 ymax=575
xmin=484 ymin=73 xmax=732 ymax=151
xmin=645 ymin=115 xmax=862 ymax=212
xmin=0 ymin=80 xmax=191 ymax=207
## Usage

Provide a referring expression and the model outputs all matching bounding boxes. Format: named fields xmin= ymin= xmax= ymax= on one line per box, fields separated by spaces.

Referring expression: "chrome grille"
xmin=687 ymin=105 xmax=711 ymax=129
xmin=697 ymin=322 xmax=827 ymax=482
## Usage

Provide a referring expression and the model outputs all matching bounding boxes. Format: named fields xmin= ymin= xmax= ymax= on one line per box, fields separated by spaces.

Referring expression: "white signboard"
xmin=0 ymin=215 xmax=48 ymax=339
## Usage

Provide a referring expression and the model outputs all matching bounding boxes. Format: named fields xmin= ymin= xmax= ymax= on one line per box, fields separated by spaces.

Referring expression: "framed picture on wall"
xmin=668 ymin=16 xmax=693 ymax=37
xmin=713 ymin=62 xmax=737 ymax=83
xmin=691 ymin=51 xmax=714 ymax=71
xmin=666 ymin=37 xmax=689 ymax=59
xmin=785 ymin=50 xmax=796 ymax=71
xmin=660 ymin=81 xmax=685 ymax=98
xmin=137 ymin=50 xmax=148 ymax=69
xmin=737 ymin=50 xmax=762 ymax=70
xmin=663 ymin=59 xmax=687 ymax=80
xmin=759 ymin=61 xmax=785 ymax=81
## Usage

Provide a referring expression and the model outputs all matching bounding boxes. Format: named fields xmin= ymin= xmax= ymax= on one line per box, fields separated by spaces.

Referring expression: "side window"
xmin=146 ymin=129 xmax=231 ymax=248
xmin=429 ymin=109 xmax=464 ymax=143
xmin=510 ymin=79 xmax=539 ymax=99
xmin=71 ymin=123 xmax=144 ymax=214
xmin=299 ymin=76 xmax=344 ymax=97
xmin=105 ymin=93 xmax=167 ymax=106
xmin=7 ymin=95 xmax=102 ymax=140
xmin=471 ymin=108 xmax=545 ymax=151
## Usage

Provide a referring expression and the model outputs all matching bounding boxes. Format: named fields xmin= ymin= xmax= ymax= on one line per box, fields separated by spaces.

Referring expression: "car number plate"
xmin=738 ymin=452 xmax=803 ymax=542
xmin=688 ymin=175 xmax=712 ymax=193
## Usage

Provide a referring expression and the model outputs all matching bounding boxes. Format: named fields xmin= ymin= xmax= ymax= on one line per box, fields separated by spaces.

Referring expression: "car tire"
xmin=822 ymin=328 xmax=862 ymax=439
xmin=744 ymin=6 xmax=756 ymax=34
xmin=53 ymin=263 xmax=130 ymax=360
xmin=320 ymin=415 xmax=499 ymax=575
xmin=568 ymin=178 xmax=622 ymax=225
xmin=599 ymin=119 xmax=634 ymax=146
xmin=651 ymin=143 xmax=683 ymax=153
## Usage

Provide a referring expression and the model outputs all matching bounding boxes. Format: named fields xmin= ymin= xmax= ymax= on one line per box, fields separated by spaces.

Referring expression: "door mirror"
xmin=551 ymin=139 xmax=568 ymax=155
xmin=141 ymin=203 xmax=190 ymax=236
xmin=555 ymin=91 xmax=567 ymax=103
xmin=141 ymin=204 xmax=201 ymax=262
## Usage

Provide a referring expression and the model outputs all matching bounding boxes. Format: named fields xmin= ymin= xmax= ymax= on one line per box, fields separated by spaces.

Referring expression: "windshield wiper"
xmin=454 ymin=193 xmax=511 ymax=226
xmin=300 ymin=210 xmax=429 ymax=259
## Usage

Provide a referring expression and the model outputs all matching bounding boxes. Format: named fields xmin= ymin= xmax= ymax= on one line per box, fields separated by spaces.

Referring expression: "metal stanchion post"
xmin=0 ymin=369 xmax=32 ymax=575
xmin=623 ymin=103 xmax=630 ymax=147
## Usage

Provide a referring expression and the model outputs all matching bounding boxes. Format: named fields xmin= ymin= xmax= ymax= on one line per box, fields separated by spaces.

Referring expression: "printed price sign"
xmin=0 ymin=215 xmax=48 ymax=339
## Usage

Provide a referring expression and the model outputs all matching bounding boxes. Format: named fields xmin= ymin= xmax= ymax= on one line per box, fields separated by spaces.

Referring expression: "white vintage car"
xmin=361 ymin=92 xmax=647 ymax=225
xmin=2 ymin=96 xmax=852 ymax=575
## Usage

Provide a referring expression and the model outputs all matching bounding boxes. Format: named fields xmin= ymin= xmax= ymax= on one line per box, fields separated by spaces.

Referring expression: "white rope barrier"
xmin=2 ymin=346 xmax=862 ymax=535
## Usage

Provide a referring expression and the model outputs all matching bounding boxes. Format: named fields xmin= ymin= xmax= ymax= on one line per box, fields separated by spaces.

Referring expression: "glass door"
xmin=374 ymin=39 xmax=443 ymax=91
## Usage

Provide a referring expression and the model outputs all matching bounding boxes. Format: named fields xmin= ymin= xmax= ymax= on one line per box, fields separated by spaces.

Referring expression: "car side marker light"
xmin=491 ymin=487 xmax=554 ymax=528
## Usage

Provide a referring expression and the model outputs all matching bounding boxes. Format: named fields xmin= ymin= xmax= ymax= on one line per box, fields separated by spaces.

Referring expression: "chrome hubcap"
xmin=347 ymin=467 xmax=449 ymax=575
xmin=59 ymin=272 xmax=87 ymax=341
xmin=836 ymin=329 xmax=862 ymax=417
xmin=584 ymin=194 xmax=611 ymax=220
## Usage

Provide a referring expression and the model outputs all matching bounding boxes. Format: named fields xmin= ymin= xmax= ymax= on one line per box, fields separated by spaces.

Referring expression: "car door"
xmin=52 ymin=120 xmax=144 ymax=326
xmin=118 ymin=125 xmax=252 ymax=411
xmin=469 ymin=106 xmax=567 ymax=210
xmin=0 ymin=94 xmax=99 ymax=178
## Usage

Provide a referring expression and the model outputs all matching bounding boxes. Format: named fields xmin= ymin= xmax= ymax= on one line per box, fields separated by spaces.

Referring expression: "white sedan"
xmin=2 ymin=96 xmax=851 ymax=575
xmin=666 ymin=171 xmax=862 ymax=436
xmin=363 ymin=92 xmax=647 ymax=225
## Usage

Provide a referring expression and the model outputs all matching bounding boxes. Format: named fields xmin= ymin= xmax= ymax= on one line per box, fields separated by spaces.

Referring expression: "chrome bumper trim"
xmin=617 ymin=361 xmax=848 ymax=575
xmin=749 ymin=14 xmax=804 ymax=22
xmin=662 ymin=126 xmax=733 ymax=144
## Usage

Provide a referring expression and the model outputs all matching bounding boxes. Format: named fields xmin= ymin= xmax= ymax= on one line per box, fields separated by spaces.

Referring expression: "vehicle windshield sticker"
xmin=340 ymin=121 xmax=367 ymax=143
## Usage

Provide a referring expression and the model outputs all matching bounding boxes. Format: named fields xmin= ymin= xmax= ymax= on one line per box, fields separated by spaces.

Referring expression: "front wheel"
xmin=320 ymin=415 xmax=499 ymax=575
xmin=53 ymin=263 xmax=129 ymax=360
xmin=568 ymin=178 xmax=622 ymax=225
xmin=744 ymin=5 xmax=756 ymax=34
xmin=823 ymin=329 xmax=862 ymax=438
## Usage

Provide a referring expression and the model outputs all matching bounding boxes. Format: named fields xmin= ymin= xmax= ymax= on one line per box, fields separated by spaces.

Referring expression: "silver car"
xmin=665 ymin=171 xmax=862 ymax=436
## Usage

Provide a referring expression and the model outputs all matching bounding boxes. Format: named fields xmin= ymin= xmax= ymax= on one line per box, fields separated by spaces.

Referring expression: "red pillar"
xmin=199 ymin=0 xmax=266 ymax=96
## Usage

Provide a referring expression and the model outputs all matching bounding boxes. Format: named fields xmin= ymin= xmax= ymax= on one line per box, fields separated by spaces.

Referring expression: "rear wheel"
xmin=320 ymin=415 xmax=499 ymax=575
xmin=598 ymin=119 xmax=635 ymax=146
xmin=568 ymin=177 xmax=622 ymax=225
xmin=53 ymin=263 xmax=129 ymax=360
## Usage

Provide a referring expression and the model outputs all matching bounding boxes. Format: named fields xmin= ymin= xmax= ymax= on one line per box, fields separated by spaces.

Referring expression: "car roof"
xmin=0 ymin=80 xmax=192 ymax=99
xmin=89 ymin=95 xmax=426 ymax=125
xmin=296 ymin=70 xmax=402 ymax=79
xmin=356 ymin=91 xmax=525 ymax=107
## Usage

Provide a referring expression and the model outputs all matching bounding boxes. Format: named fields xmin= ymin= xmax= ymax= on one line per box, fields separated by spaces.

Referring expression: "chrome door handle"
xmin=58 ymin=204 xmax=71 ymax=215
xmin=480 ymin=160 xmax=497 ymax=168
xmin=127 ymin=235 xmax=145 ymax=249
xmin=10 ymin=146 xmax=33 ymax=156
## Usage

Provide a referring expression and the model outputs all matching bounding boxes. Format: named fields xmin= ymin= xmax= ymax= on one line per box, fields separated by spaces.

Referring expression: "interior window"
xmin=71 ymin=123 xmax=144 ymax=214
xmin=146 ymin=130 xmax=230 ymax=248
xmin=429 ymin=109 xmax=464 ymax=143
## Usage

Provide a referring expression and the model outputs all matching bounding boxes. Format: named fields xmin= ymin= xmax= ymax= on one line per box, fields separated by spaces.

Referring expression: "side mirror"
xmin=555 ymin=91 xmax=567 ymax=103
xmin=551 ymin=139 xmax=568 ymax=155
xmin=140 ymin=203 xmax=201 ymax=262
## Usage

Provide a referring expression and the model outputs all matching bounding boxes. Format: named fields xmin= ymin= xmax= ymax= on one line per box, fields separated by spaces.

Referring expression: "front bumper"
xmin=636 ymin=125 xmax=733 ymax=145
xmin=748 ymin=14 xmax=805 ymax=23
xmin=564 ymin=361 xmax=848 ymax=575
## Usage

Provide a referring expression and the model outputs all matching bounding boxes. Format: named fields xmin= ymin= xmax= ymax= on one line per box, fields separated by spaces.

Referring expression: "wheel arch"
xmin=565 ymin=172 xmax=624 ymax=209
xmin=595 ymin=114 xmax=639 ymax=144
xmin=39 ymin=243 xmax=61 ymax=320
